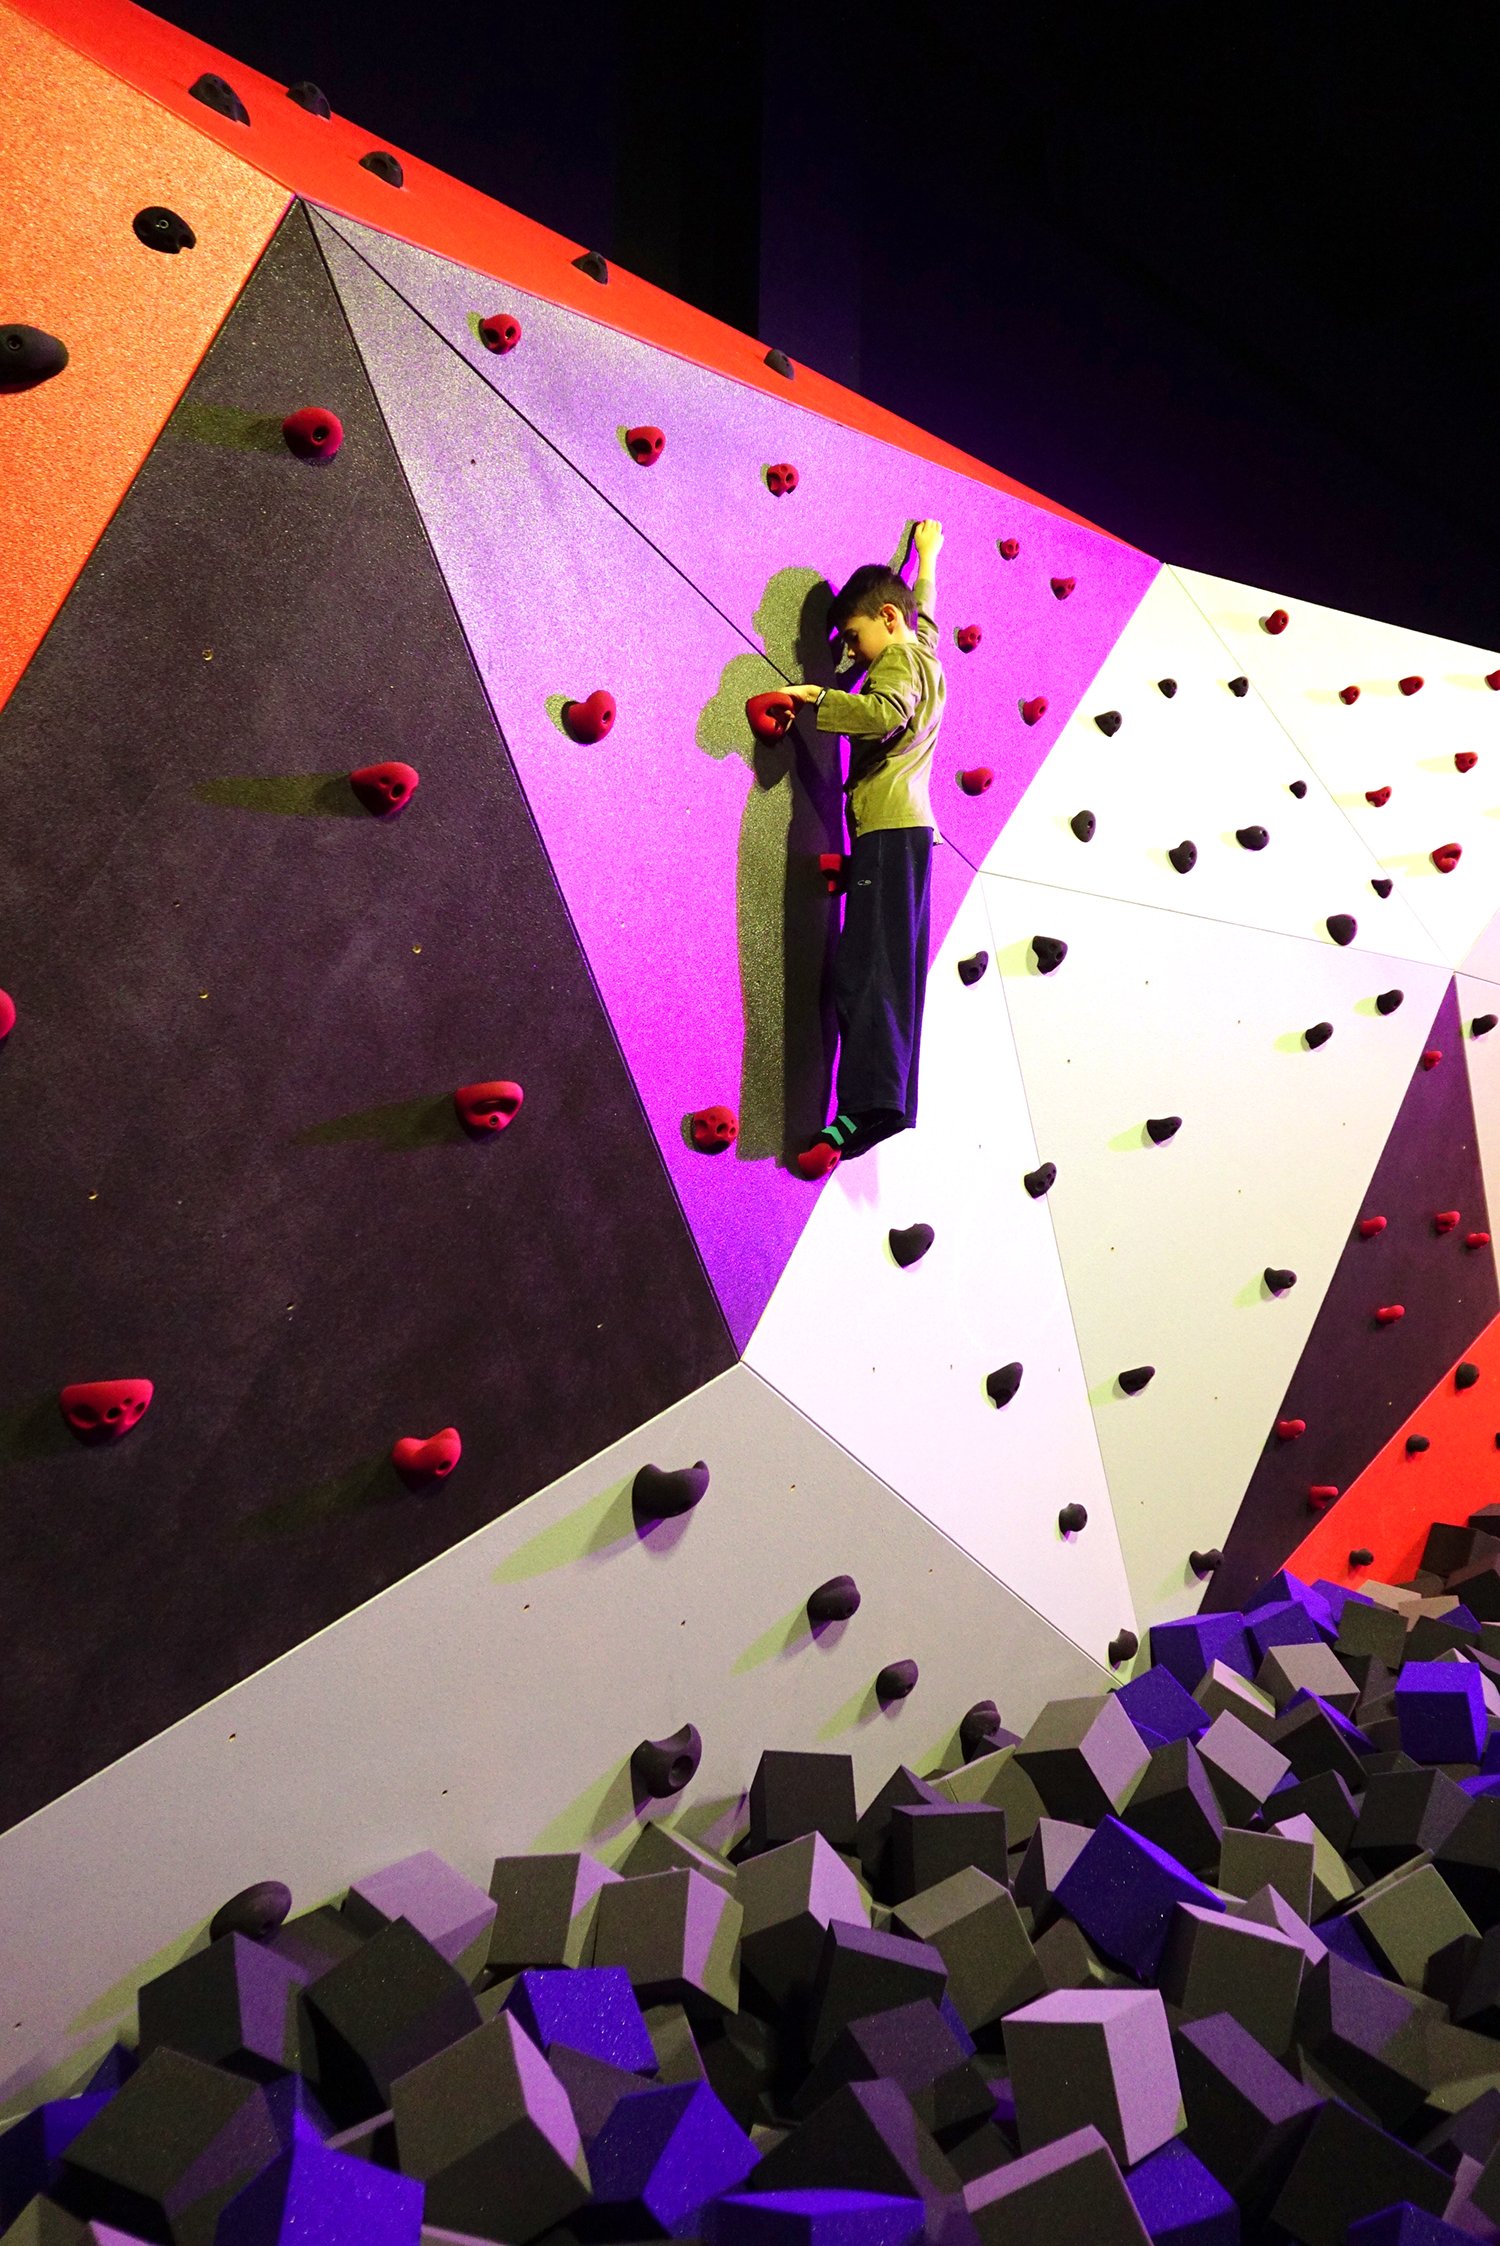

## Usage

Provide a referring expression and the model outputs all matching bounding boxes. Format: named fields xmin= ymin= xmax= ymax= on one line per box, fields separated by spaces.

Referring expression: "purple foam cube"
xmin=1395 ymin=1663 xmax=1487 ymax=1765
xmin=1347 ymin=2207 xmax=1476 ymax=2245
xmin=82 ymin=2047 xmax=139 ymax=2097
xmin=589 ymin=2081 xmax=759 ymax=2235
xmin=1116 ymin=1669 xmax=1210 ymax=1748
xmin=1149 ymin=1618 xmax=1254 ymax=1694
xmin=215 ymin=2134 xmax=424 ymax=2244
xmin=1055 ymin=1817 xmax=1225 ymax=1981
xmin=706 ymin=2188 xmax=926 ymax=2246
xmin=1247 ymin=1600 xmax=1328 ymax=1662
xmin=343 ymin=1851 xmax=497 ymax=1974
xmin=1309 ymin=1580 xmax=1373 ymax=1626
xmin=504 ymin=1965 xmax=656 ymax=2072
xmin=0 ymin=2093 xmax=112 ymax=2226
xmin=1123 ymin=2139 xmax=1239 ymax=2246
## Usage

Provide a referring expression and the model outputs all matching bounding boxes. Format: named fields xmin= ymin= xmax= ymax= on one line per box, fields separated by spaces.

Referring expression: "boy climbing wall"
xmin=784 ymin=518 xmax=946 ymax=1179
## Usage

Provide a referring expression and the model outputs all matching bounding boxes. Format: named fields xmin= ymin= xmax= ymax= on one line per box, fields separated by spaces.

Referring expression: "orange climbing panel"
xmin=1 ymin=0 xmax=1114 ymax=543
xmin=0 ymin=4 xmax=288 ymax=713
xmin=1288 ymin=1306 xmax=1500 ymax=1588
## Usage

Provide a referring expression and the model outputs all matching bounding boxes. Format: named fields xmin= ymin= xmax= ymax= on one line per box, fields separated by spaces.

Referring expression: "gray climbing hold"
xmin=889 ymin=1223 xmax=934 ymax=1269
xmin=986 ymin=1362 xmax=1024 ymax=1409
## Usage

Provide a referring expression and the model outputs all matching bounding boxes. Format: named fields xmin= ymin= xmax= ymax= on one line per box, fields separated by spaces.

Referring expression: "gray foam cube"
xmin=591 ymin=1867 xmax=742 ymax=2020
xmin=1193 ymin=1663 xmax=1280 ymax=1740
xmin=620 ymin=1823 xmax=739 ymax=1895
xmin=1256 ymin=1643 xmax=1360 ymax=1715
xmin=1218 ymin=1826 xmax=1315 ymax=1920
xmin=932 ymin=1747 xmax=1046 ymax=1849
xmin=1195 ymin=1710 xmax=1291 ymax=1822
xmin=344 ymin=1853 xmax=497 ymax=1983
xmin=1014 ymin=1697 xmax=1149 ymax=1823
xmin=487 ymin=1853 xmax=620 ymax=1976
xmin=1159 ymin=1904 xmax=1306 ymax=2056
xmin=1003 ymin=1988 xmax=1183 ymax=2167
xmin=738 ymin=1833 xmax=869 ymax=2011
xmin=889 ymin=1867 xmax=1044 ymax=2033
xmin=391 ymin=2011 xmax=589 ymax=2242
xmin=963 ymin=2122 xmax=1150 ymax=2245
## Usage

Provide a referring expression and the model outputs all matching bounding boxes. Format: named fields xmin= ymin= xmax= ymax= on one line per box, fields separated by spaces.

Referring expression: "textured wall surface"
xmin=0 ymin=1 xmax=287 ymax=709
xmin=0 ymin=206 xmax=732 ymax=1831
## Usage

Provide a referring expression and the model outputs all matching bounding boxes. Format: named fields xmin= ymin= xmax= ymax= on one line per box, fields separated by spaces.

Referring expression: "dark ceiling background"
xmin=156 ymin=0 xmax=1500 ymax=644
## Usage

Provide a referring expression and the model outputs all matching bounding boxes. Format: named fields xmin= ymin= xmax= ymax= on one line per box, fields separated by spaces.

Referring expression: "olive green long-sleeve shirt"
xmin=813 ymin=570 xmax=945 ymax=841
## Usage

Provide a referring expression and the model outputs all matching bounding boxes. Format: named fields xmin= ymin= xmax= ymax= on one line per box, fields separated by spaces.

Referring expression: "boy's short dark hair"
xmin=828 ymin=565 xmax=916 ymax=635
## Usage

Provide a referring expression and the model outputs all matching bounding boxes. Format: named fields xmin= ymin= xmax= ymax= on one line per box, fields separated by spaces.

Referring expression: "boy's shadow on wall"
xmin=694 ymin=568 xmax=846 ymax=1165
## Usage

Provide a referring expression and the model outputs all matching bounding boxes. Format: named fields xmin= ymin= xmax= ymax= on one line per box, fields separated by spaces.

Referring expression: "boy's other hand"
xmin=912 ymin=518 xmax=943 ymax=557
xmin=783 ymin=683 xmax=824 ymax=704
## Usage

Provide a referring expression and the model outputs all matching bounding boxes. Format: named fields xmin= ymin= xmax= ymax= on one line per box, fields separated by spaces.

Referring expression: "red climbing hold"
xmin=59 ymin=1378 xmax=154 ymax=1444
xmin=1456 ymin=752 xmax=1479 ymax=772
xmin=1358 ymin=1217 xmax=1388 ymax=1238
xmin=454 ymin=1081 xmax=524 ymax=1134
xmin=478 ymin=313 xmax=522 ymax=353
xmin=1260 ymin=609 xmax=1289 ymax=635
xmin=1434 ymin=1210 xmax=1461 ymax=1235
xmin=958 ymin=768 xmax=994 ymax=796
xmin=766 ymin=462 xmax=800 ymax=496
xmin=0 ymin=987 xmax=13 ymax=1042
xmin=818 ymin=853 xmax=846 ymax=895
xmin=1275 ymin=1418 xmax=1307 ymax=1440
xmin=1019 ymin=697 xmax=1049 ymax=727
xmin=563 ymin=690 xmax=617 ymax=744
xmin=997 ymin=537 xmax=1020 ymax=560
xmin=795 ymin=1142 xmax=841 ymax=1181
xmin=1308 ymin=1485 xmax=1340 ymax=1510
xmin=625 ymin=425 xmax=665 ymax=465
xmin=1398 ymin=675 xmax=1425 ymax=695
xmin=1050 ymin=577 xmax=1075 ymax=600
xmin=281 ymin=407 xmax=344 ymax=462
xmin=1374 ymin=1304 xmax=1406 ymax=1323
xmin=1365 ymin=787 xmax=1391 ymax=807
xmin=1421 ymin=1049 xmax=1443 ymax=1071
xmin=689 ymin=1105 xmax=738 ymax=1154
xmin=1467 ymin=1231 xmax=1491 ymax=1250
xmin=746 ymin=691 xmax=796 ymax=741
xmin=391 ymin=1427 xmax=462 ymax=1489
xmin=955 ymin=625 xmax=983 ymax=652
xmin=1486 ymin=670 xmax=1500 ymax=691
xmin=1339 ymin=685 xmax=1361 ymax=704
xmin=1431 ymin=842 xmax=1463 ymax=873
xmin=348 ymin=761 xmax=419 ymax=817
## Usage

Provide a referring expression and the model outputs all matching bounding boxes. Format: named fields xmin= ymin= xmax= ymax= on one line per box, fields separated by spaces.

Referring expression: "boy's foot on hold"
xmin=840 ymin=1107 xmax=907 ymax=1159
xmin=793 ymin=1112 xmax=859 ymax=1180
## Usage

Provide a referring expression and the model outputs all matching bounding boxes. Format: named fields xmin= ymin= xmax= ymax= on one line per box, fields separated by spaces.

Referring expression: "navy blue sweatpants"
xmin=833 ymin=826 xmax=934 ymax=1127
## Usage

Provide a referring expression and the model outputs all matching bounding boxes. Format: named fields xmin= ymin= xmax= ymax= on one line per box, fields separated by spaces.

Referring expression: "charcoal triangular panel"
xmin=311 ymin=207 xmax=1161 ymax=873
xmin=0 ymin=203 xmax=732 ymax=1834
xmin=1205 ymin=978 xmax=1497 ymax=1609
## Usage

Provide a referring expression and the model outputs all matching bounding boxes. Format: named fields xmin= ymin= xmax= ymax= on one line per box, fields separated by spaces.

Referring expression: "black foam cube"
xmin=56 ymin=2048 xmax=281 ymax=2245
xmin=299 ymin=1917 xmax=483 ymax=2125
xmin=749 ymin=1752 xmax=858 ymax=1857
xmin=137 ymin=1933 xmax=305 ymax=2081
xmin=887 ymin=1805 xmax=1008 ymax=1904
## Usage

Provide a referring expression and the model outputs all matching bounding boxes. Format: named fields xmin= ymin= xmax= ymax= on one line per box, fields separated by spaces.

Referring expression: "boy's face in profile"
xmin=837 ymin=602 xmax=904 ymax=672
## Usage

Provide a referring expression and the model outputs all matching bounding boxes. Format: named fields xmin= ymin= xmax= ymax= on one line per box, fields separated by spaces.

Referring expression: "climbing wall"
xmin=7 ymin=0 xmax=1500 ymax=2123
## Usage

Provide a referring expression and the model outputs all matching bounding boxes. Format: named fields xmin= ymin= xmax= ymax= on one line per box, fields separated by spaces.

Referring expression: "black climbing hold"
xmin=1118 ymin=1365 xmax=1156 ymax=1395
xmin=1304 ymin=1022 xmax=1334 ymax=1050
xmin=1157 ymin=679 xmax=1178 ymax=698
xmin=1227 ymin=676 xmax=1249 ymax=697
xmin=189 ymin=71 xmax=249 ymax=123
xmin=0 ymin=325 xmax=69 ymax=391
xmin=286 ymin=79 xmax=332 ymax=116
xmin=986 ymin=1362 xmax=1023 ymax=1409
xmin=1375 ymin=990 xmax=1404 ymax=1015
xmin=572 ymin=248 xmax=609 ymax=283
xmin=632 ymin=1460 xmax=710 ymax=1521
xmin=1093 ymin=711 xmax=1122 ymax=738
xmin=1326 ymin=914 xmax=1358 ymax=946
xmin=1371 ymin=878 xmax=1393 ymax=899
xmin=1168 ymin=841 xmax=1197 ymax=874
xmin=959 ymin=1699 xmax=1005 ymax=1761
xmin=1456 ymin=1362 xmax=1481 ymax=1391
xmin=1070 ymin=810 xmax=1097 ymax=843
xmin=1188 ymin=1549 xmax=1222 ymax=1579
xmin=1289 ymin=781 xmax=1308 ymax=799
xmin=764 ymin=347 xmax=794 ymax=379
xmin=1473 ymin=1014 xmax=1498 ymax=1037
xmin=1348 ymin=1548 xmax=1374 ymax=1568
xmin=1032 ymin=935 xmax=1068 ymax=975
xmin=1058 ymin=1502 xmax=1088 ymax=1535
xmin=876 ymin=1660 xmax=919 ymax=1704
xmin=957 ymin=951 xmax=989 ymax=987
xmin=1236 ymin=826 xmax=1269 ymax=851
xmin=1146 ymin=1116 xmax=1182 ymax=1144
xmin=807 ymin=1575 xmax=861 ymax=1625
xmin=889 ymin=1223 xmax=934 ymax=1269
xmin=632 ymin=1724 xmax=702 ymax=1799
xmin=1109 ymin=1630 xmax=1139 ymax=1666
xmin=1405 ymin=1435 xmax=1430 ymax=1455
xmin=1264 ymin=1268 xmax=1297 ymax=1295
xmin=132 ymin=205 xmax=196 ymax=253
xmin=360 ymin=150 xmax=405 ymax=186
xmin=1023 ymin=1162 xmax=1057 ymax=1199
xmin=209 ymin=1880 xmax=292 ymax=1943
